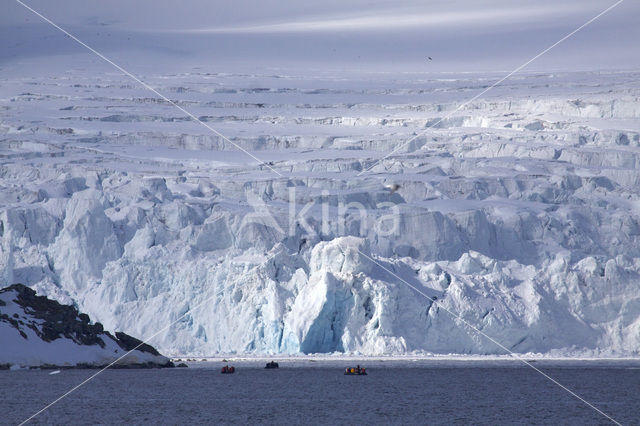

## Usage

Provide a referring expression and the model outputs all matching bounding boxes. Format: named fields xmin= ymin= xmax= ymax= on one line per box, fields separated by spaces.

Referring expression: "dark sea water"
xmin=2 ymin=361 xmax=639 ymax=425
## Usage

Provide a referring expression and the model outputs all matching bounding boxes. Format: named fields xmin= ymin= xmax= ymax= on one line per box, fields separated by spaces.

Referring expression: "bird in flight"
xmin=427 ymin=56 xmax=432 ymax=61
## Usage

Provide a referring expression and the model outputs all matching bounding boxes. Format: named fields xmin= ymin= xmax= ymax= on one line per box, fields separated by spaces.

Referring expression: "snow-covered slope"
xmin=0 ymin=284 xmax=172 ymax=368
xmin=1 ymin=69 xmax=640 ymax=356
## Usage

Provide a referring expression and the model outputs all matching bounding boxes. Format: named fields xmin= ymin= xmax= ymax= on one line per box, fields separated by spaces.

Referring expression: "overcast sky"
xmin=2 ymin=0 xmax=638 ymax=73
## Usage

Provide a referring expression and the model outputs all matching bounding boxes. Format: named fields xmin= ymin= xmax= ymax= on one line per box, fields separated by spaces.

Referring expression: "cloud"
xmin=181 ymin=4 xmax=583 ymax=34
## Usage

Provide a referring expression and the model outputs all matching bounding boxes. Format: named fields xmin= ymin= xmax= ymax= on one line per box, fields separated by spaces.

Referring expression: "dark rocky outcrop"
xmin=114 ymin=331 xmax=161 ymax=356
xmin=0 ymin=284 xmax=173 ymax=368
xmin=1 ymin=284 xmax=107 ymax=347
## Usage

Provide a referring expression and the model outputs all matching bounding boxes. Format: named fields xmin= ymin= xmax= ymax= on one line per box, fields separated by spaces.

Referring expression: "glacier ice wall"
xmin=1 ymin=70 xmax=640 ymax=355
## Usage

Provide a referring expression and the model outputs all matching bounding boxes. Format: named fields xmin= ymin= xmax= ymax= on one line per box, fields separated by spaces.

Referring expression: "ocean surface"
xmin=2 ymin=360 xmax=639 ymax=425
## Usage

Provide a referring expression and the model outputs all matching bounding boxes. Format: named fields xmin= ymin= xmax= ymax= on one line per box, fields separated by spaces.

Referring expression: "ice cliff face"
xmin=1 ymin=70 xmax=640 ymax=356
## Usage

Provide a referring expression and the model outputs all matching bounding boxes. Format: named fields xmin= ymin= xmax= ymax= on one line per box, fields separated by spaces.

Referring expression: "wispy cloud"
xmin=181 ymin=5 xmax=580 ymax=34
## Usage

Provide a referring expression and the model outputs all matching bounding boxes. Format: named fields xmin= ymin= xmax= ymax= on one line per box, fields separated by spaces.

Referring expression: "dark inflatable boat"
xmin=344 ymin=366 xmax=367 ymax=375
